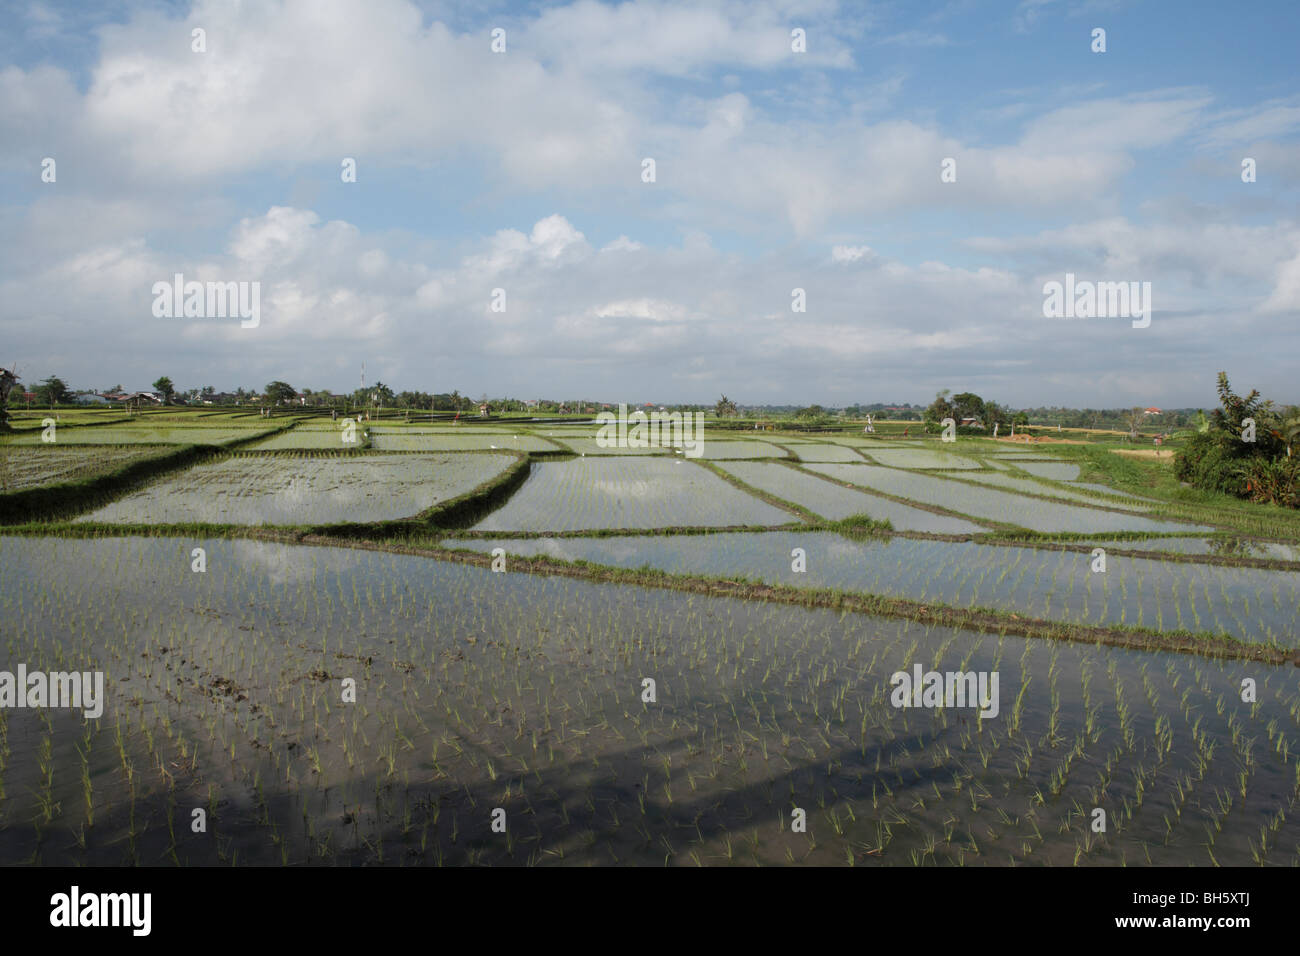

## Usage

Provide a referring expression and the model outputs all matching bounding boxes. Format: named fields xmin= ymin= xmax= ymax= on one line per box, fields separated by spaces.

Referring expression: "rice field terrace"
xmin=473 ymin=457 xmax=792 ymax=531
xmin=546 ymin=436 xmax=674 ymax=456
xmin=806 ymin=463 xmax=1210 ymax=535
xmin=246 ymin=429 xmax=371 ymax=450
xmin=950 ymin=471 xmax=1155 ymax=508
xmin=0 ymin=446 xmax=168 ymax=492
xmin=370 ymin=431 xmax=561 ymax=453
xmin=3 ymin=535 xmax=1300 ymax=867
xmin=695 ymin=440 xmax=790 ymax=459
xmin=447 ymin=532 xmax=1300 ymax=643
xmin=861 ymin=448 xmax=983 ymax=469
xmin=1012 ymin=462 xmax=1083 ymax=481
xmin=73 ymin=453 xmax=516 ymax=527
xmin=1 ymin=425 xmax=273 ymax=446
xmin=711 ymin=460 xmax=985 ymax=534
xmin=1 ymin=410 xmax=1298 ymax=867
xmin=781 ymin=443 xmax=871 ymax=463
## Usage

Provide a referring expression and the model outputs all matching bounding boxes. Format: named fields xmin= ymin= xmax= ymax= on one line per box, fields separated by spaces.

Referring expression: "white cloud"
xmin=523 ymin=0 xmax=855 ymax=75
xmin=4 ymin=203 xmax=1296 ymax=404
xmin=831 ymin=245 xmax=873 ymax=263
xmin=601 ymin=236 xmax=644 ymax=253
xmin=0 ymin=2 xmax=1217 ymax=241
xmin=229 ymin=207 xmax=323 ymax=266
xmin=1260 ymin=248 xmax=1300 ymax=314
xmin=1 ymin=1 xmax=1297 ymax=406
xmin=1200 ymin=99 xmax=1300 ymax=150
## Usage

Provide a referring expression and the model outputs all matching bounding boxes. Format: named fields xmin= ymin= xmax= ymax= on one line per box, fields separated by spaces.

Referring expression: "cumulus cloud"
xmin=1 ymin=0 xmax=1296 ymax=405
xmin=522 ymin=0 xmax=856 ymax=74
xmin=9 ymin=198 xmax=1294 ymax=405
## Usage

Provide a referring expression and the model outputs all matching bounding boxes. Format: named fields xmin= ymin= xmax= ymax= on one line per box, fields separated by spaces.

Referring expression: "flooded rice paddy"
xmin=0 ymin=446 xmax=166 ymax=491
xmin=3 ymin=422 xmax=1298 ymax=866
xmin=450 ymin=532 xmax=1300 ymax=643
xmin=473 ymin=458 xmax=793 ymax=531
xmin=4 ymin=537 xmax=1300 ymax=866
xmin=371 ymin=432 xmax=562 ymax=453
xmin=4 ymin=427 xmax=267 ymax=445
xmin=949 ymin=471 xmax=1154 ymax=508
xmin=712 ymin=461 xmax=985 ymax=533
xmin=807 ymin=463 xmax=1212 ymax=534
xmin=861 ymin=449 xmax=983 ymax=469
xmin=75 ymin=454 xmax=514 ymax=526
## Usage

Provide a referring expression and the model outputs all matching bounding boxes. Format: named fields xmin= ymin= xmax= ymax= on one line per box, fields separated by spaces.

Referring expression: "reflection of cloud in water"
xmin=231 ymin=538 xmax=320 ymax=585
xmin=591 ymin=479 xmax=664 ymax=500
xmin=536 ymin=539 xmax=575 ymax=561
xmin=821 ymin=535 xmax=894 ymax=564
xmin=78 ymin=455 xmax=510 ymax=525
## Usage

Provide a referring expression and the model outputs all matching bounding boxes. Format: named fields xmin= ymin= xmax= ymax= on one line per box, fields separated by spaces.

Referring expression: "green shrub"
xmin=1174 ymin=373 xmax=1297 ymax=508
xmin=1173 ymin=431 xmax=1239 ymax=495
xmin=1235 ymin=456 xmax=1300 ymax=508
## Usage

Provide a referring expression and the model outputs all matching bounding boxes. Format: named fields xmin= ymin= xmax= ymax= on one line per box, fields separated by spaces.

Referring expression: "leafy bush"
xmin=1173 ymin=431 xmax=1239 ymax=494
xmin=1235 ymin=456 xmax=1300 ymax=508
xmin=1175 ymin=373 xmax=1297 ymax=507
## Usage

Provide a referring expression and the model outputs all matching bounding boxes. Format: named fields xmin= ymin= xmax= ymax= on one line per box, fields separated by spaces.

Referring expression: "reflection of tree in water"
xmin=1209 ymin=537 xmax=1250 ymax=557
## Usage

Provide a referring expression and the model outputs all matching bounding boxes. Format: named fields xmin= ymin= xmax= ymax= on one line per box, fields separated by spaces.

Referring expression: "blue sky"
xmin=1 ymin=0 xmax=1297 ymax=406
